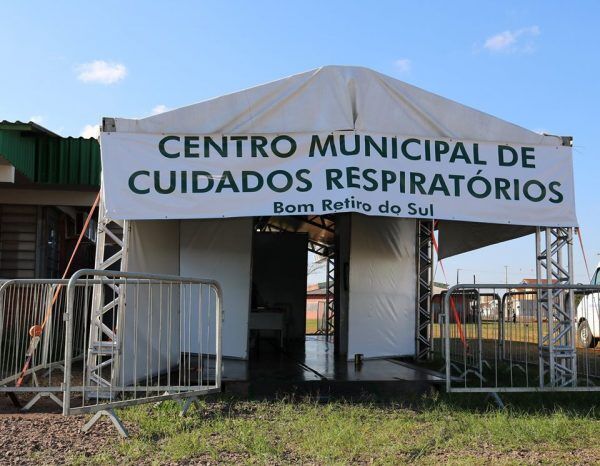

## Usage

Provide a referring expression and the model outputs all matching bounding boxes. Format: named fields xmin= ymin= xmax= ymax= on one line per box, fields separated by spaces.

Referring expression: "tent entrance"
xmin=249 ymin=215 xmax=338 ymax=363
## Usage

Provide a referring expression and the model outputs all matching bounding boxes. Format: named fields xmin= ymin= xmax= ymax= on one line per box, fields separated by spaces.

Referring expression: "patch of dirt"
xmin=428 ymin=447 xmax=600 ymax=465
xmin=0 ymin=394 xmax=121 ymax=465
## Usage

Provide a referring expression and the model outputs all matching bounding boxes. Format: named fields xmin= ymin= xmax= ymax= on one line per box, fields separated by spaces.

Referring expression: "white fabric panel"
xmin=114 ymin=65 xmax=560 ymax=147
xmin=120 ymin=220 xmax=181 ymax=385
xmin=109 ymin=65 xmax=570 ymax=254
xmin=348 ymin=215 xmax=416 ymax=359
xmin=179 ymin=218 xmax=252 ymax=359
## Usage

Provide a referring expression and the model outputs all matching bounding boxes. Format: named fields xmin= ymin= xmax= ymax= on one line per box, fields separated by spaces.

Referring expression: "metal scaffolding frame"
xmin=536 ymin=226 xmax=576 ymax=387
xmin=291 ymin=215 xmax=335 ymax=235
xmin=86 ymin=194 xmax=130 ymax=389
xmin=415 ymin=220 xmax=434 ymax=361
xmin=324 ymin=250 xmax=335 ymax=338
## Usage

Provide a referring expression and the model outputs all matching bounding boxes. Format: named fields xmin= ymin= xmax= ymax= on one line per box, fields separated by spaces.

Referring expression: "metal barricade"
xmin=442 ymin=283 xmax=600 ymax=394
xmin=433 ymin=290 xmax=500 ymax=375
xmin=62 ymin=270 xmax=223 ymax=435
xmin=0 ymin=279 xmax=88 ymax=410
xmin=0 ymin=270 xmax=222 ymax=437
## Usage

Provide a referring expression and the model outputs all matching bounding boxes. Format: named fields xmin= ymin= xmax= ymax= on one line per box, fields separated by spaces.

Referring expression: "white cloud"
xmin=483 ymin=26 xmax=540 ymax=53
xmin=76 ymin=60 xmax=127 ymax=84
xmin=29 ymin=115 xmax=44 ymax=124
xmin=394 ymin=58 xmax=412 ymax=74
xmin=80 ymin=124 xmax=100 ymax=139
xmin=151 ymin=104 xmax=171 ymax=115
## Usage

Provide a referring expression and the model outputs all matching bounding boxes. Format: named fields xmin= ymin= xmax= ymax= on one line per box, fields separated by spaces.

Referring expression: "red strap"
xmin=430 ymin=222 xmax=468 ymax=350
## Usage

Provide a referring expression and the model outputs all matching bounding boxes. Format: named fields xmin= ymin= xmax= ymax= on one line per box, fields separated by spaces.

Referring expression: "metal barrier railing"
xmin=440 ymin=283 xmax=600 ymax=393
xmin=0 ymin=270 xmax=223 ymax=437
xmin=0 ymin=279 xmax=89 ymax=410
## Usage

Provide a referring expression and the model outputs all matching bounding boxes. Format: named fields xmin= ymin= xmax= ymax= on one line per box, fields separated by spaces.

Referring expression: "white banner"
xmin=100 ymin=131 xmax=577 ymax=226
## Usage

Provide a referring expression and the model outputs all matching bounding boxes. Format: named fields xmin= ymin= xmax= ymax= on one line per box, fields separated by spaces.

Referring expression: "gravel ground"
xmin=0 ymin=394 xmax=120 ymax=466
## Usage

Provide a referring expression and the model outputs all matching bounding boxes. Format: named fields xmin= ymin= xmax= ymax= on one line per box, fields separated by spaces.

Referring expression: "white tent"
xmin=105 ymin=66 xmax=576 ymax=255
xmin=100 ymin=65 xmax=576 ymax=361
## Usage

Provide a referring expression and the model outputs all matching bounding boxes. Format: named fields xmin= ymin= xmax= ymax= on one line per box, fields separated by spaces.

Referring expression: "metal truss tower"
xmin=86 ymin=193 xmax=130 ymax=389
xmin=536 ymin=227 xmax=576 ymax=387
xmin=415 ymin=220 xmax=434 ymax=361
xmin=324 ymin=249 xmax=335 ymax=338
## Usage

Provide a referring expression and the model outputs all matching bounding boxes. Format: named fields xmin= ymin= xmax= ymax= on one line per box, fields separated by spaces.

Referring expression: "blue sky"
xmin=1 ymin=1 xmax=599 ymax=284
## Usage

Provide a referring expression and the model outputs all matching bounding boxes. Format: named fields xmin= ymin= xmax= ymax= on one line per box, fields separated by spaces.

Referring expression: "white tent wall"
xmin=347 ymin=215 xmax=416 ymax=359
xmin=179 ymin=218 xmax=252 ymax=359
xmin=120 ymin=220 xmax=181 ymax=386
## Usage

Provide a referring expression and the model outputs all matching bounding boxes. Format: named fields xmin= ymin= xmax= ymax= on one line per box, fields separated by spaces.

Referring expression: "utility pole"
xmin=504 ymin=265 xmax=509 ymax=285
xmin=456 ymin=268 xmax=461 ymax=284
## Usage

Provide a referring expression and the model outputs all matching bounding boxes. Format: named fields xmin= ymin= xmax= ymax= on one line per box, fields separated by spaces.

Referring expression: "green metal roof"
xmin=0 ymin=120 xmax=100 ymax=187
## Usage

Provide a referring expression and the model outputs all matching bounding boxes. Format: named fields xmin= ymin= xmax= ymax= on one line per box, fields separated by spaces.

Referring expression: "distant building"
xmin=433 ymin=282 xmax=448 ymax=295
xmin=0 ymin=121 xmax=100 ymax=278
xmin=506 ymin=278 xmax=557 ymax=320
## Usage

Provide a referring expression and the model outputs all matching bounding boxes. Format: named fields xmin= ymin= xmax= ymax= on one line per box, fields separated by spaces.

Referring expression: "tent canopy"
xmin=104 ymin=65 xmax=575 ymax=258
xmin=112 ymin=65 xmax=562 ymax=144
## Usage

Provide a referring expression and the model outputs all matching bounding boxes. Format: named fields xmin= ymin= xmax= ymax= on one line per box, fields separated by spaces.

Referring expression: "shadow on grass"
xmin=187 ymin=387 xmax=600 ymax=421
xmin=410 ymin=355 xmax=600 ymax=416
xmin=448 ymin=390 xmax=600 ymax=416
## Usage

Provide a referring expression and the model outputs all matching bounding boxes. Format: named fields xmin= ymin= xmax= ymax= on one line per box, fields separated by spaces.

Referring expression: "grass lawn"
xmin=306 ymin=318 xmax=318 ymax=334
xmin=432 ymin=322 xmax=542 ymax=344
xmin=71 ymin=392 xmax=600 ymax=465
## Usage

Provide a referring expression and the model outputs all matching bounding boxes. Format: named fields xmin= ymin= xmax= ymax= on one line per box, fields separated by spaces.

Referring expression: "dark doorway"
xmin=250 ymin=231 xmax=308 ymax=354
xmin=249 ymin=215 xmax=339 ymax=365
